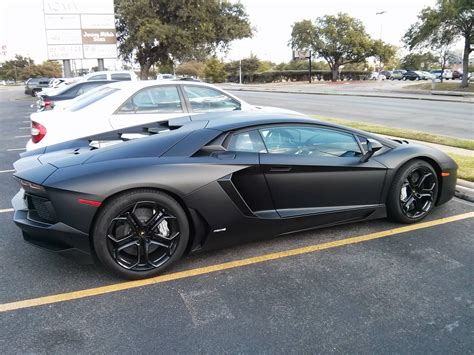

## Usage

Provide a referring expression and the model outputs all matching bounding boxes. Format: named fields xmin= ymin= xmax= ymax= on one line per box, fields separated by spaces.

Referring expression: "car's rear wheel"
xmin=93 ymin=189 xmax=189 ymax=279
xmin=387 ymin=160 xmax=438 ymax=224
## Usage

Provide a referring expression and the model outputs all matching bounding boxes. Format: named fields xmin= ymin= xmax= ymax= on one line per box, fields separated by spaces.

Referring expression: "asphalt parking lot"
xmin=0 ymin=86 xmax=473 ymax=354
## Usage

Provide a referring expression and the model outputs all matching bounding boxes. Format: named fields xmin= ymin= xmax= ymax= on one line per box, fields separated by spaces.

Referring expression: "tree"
xmin=115 ymin=0 xmax=252 ymax=79
xmin=400 ymin=52 xmax=439 ymax=70
xmin=0 ymin=55 xmax=34 ymax=81
xmin=289 ymin=13 xmax=383 ymax=81
xmin=19 ymin=61 xmax=62 ymax=80
xmin=257 ymin=60 xmax=275 ymax=72
xmin=204 ymin=57 xmax=226 ymax=83
xmin=372 ymin=40 xmax=397 ymax=70
xmin=403 ymin=0 xmax=473 ymax=87
xmin=176 ymin=61 xmax=205 ymax=77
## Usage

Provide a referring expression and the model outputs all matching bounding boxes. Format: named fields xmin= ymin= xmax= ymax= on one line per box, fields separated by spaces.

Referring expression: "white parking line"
xmin=0 ymin=208 xmax=13 ymax=213
xmin=18 ymin=127 xmax=30 ymax=130
xmin=0 ymin=169 xmax=15 ymax=173
xmin=7 ymin=148 xmax=26 ymax=152
xmin=14 ymin=135 xmax=29 ymax=138
xmin=22 ymin=120 xmax=30 ymax=124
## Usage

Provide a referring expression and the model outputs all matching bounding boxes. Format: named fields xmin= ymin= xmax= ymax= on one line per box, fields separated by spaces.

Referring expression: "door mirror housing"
xmin=360 ymin=139 xmax=383 ymax=163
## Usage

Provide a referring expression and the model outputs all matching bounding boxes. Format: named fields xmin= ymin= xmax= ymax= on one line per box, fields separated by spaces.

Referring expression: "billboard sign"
xmin=43 ymin=0 xmax=117 ymax=59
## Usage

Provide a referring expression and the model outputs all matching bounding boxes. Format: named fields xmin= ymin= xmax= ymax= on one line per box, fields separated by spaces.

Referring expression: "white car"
xmin=27 ymin=81 xmax=301 ymax=151
xmin=81 ymin=70 xmax=138 ymax=81
xmin=369 ymin=72 xmax=386 ymax=80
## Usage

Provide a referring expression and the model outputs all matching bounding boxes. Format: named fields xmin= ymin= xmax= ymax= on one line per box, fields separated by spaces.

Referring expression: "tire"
xmin=387 ymin=160 xmax=439 ymax=224
xmin=92 ymin=189 xmax=189 ymax=279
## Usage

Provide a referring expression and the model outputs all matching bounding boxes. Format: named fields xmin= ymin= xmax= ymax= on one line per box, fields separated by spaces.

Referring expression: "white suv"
xmin=81 ymin=70 xmax=138 ymax=81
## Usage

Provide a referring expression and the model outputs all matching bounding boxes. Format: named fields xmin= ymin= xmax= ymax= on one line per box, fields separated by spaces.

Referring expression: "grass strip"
xmin=314 ymin=116 xmax=474 ymax=151
xmin=448 ymin=153 xmax=474 ymax=182
xmin=405 ymin=82 xmax=474 ymax=92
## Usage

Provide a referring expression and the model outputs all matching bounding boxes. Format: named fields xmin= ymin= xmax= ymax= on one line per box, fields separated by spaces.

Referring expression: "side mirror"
xmin=360 ymin=139 xmax=383 ymax=163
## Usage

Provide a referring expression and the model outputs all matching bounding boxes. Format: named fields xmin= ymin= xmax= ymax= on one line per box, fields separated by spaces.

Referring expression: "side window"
xmin=88 ymin=74 xmax=107 ymax=81
xmin=183 ymin=86 xmax=240 ymax=112
xmin=259 ymin=126 xmax=362 ymax=157
xmin=226 ymin=130 xmax=267 ymax=153
xmin=116 ymin=86 xmax=183 ymax=114
xmin=111 ymin=73 xmax=131 ymax=81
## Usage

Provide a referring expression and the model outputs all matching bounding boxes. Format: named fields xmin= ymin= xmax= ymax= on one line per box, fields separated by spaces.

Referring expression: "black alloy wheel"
xmin=399 ymin=166 xmax=437 ymax=219
xmin=106 ymin=201 xmax=180 ymax=271
xmin=387 ymin=160 xmax=439 ymax=223
xmin=93 ymin=190 xmax=189 ymax=279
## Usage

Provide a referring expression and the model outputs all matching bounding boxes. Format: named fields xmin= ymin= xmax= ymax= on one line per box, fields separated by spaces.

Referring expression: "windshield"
xmin=66 ymin=86 xmax=120 ymax=112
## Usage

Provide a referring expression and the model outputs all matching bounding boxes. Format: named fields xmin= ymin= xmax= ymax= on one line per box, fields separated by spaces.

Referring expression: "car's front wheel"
xmin=93 ymin=189 xmax=189 ymax=279
xmin=387 ymin=160 xmax=439 ymax=224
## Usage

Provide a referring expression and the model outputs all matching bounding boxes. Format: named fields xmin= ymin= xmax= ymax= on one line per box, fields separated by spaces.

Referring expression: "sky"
xmin=0 ymin=0 xmax=461 ymax=68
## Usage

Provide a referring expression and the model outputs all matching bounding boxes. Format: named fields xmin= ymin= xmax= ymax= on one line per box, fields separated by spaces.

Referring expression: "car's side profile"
xmin=12 ymin=112 xmax=457 ymax=279
xmin=27 ymin=81 xmax=300 ymax=151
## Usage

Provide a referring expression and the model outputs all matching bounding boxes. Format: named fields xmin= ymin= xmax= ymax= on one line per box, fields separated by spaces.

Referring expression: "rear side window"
xmin=183 ymin=85 xmax=240 ymax=112
xmin=67 ymin=87 xmax=119 ymax=112
xmin=88 ymin=74 xmax=107 ymax=81
xmin=116 ymin=86 xmax=183 ymax=114
xmin=226 ymin=130 xmax=267 ymax=153
xmin=111 ymin=73 xmax=131 ymax=81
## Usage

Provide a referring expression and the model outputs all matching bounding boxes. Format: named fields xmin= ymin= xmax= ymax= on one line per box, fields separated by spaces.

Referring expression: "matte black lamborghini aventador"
xmin=12 ymin=112 xmax=457 ymax=279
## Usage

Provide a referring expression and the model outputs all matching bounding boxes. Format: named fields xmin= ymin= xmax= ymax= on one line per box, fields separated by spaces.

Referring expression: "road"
xmin=0 ymin=86 xmax=473 ymax=353
xmin=229 ymin=90 xmax=474 ymax=140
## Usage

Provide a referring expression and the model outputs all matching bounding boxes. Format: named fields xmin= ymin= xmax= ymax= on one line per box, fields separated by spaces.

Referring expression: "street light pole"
xmin=239 ymin=59 xmax=242 ymax=85
xmin=375 ymin=11 xmax=387 ymax=40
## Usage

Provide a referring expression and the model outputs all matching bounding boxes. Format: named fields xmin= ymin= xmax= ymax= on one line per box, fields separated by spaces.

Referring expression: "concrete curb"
xmin=455 ymin=185 xmax=474 ymax=202
xmin=223 ymin=87 xmax=474 ymax=104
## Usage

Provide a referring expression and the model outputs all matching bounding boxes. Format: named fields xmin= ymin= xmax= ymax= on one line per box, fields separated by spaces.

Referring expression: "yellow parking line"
xmin=0 ymin=211 xmax=473 ymax=313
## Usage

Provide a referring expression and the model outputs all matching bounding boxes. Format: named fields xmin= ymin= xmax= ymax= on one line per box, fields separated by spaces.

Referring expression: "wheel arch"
xmin=88 ymin=187 xmax=210 ymax=257
xmin=390 ymin=156 xmax=443 ymax=204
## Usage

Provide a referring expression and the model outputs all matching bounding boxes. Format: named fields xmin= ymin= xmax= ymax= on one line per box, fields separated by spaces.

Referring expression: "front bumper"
xmin=11 ymin=189 xmax=94 ymax=263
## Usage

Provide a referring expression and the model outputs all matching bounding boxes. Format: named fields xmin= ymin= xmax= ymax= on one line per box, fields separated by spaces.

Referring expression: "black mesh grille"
xmin=26 ymin=194 xmax=57 ymax=223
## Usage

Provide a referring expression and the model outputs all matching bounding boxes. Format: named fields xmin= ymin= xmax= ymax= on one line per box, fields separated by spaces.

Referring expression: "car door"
xmin=258 ymin=124 xmax=387 ymax=218
xmin=109 ymin=85 xmax=190 ymax=129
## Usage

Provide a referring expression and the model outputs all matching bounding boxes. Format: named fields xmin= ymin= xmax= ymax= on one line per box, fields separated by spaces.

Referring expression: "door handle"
xmin=269 ymin=166 xmax=292 ymax=172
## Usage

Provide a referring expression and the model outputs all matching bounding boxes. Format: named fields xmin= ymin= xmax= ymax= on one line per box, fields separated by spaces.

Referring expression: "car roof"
xmin=191 ymin=112 xmax=397 ymax=147
xmin=104 ymin=80 xmax=224 ymax=90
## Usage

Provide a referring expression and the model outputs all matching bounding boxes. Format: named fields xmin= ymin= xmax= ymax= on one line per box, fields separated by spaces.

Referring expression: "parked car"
xmin=81 ymin=70 xmax=138 ymax=81
xmin=12 ymin=112 xmax=458 ymax=279
xmin=421 ymin=71 xmax=435 ymax=80
xmin=452 ymin=70 xmax=462 ymax=80
xmin=390 ymin=70 xmax=406 ymax=80
xmin=369 ymin=72 xmax=386 ymax=80
xmin=24 ymin=77 xmax=51 ymax=96
xmin=157 ymin=73 xmax=176 ymax=80
xmin=402 ymin=70 xmax=423 ymax=81
xmin=26 ymin=81 xmax=301 ymax=151
xmin=430 ymin=69 xmax=453 ymax=80
xmin=35 ymin=80 xmax=116 ymax=111
xmin=380 ymin=70 xmax=392 ymax=79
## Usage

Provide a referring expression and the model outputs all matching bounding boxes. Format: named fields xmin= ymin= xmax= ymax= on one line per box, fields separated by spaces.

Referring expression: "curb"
xmin=455 ymin=179 xmax=474 ymax=202
xmin=455 ymin=185 xmax=474 ymax=202
xmin=223 ymin=87 xmax=474 ymax=104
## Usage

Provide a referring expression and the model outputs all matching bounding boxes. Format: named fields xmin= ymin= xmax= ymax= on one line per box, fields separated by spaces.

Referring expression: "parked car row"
xmin=370 ymin=69 xmax=471 ymax=81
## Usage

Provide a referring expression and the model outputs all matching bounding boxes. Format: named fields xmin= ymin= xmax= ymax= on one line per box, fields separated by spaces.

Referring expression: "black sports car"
xmin=12 ymin=112 xmax=457 ymax=279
